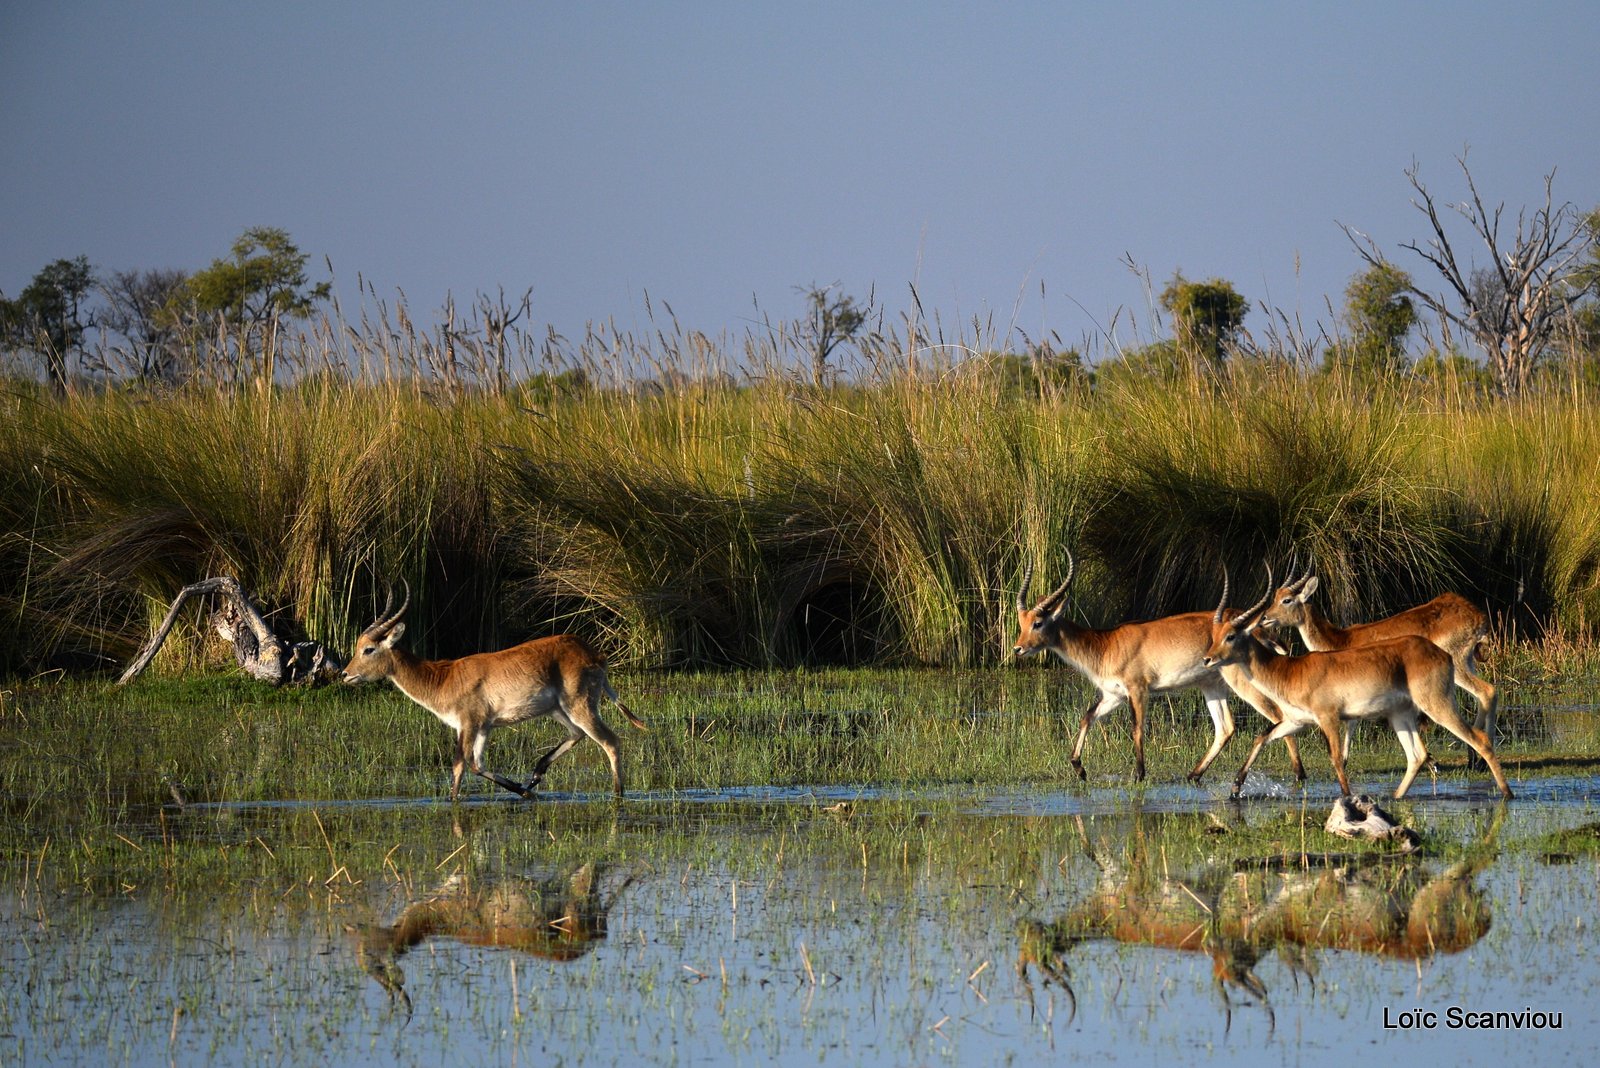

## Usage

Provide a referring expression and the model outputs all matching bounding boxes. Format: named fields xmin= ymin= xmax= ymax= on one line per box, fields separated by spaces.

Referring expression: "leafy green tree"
xmin=1410 ymin=347 xmax=1494 ymax=394
xmin=1325 ymin=262 xmax=1417 ymax=378
xmin=1533 ymin=206 xmax=1600 ymax=390
xmin=1159 ymin=274 xmax=1247 ymax=367
xmin=0 ymin=255 xmax=95 ymax=392
xmin=1568 ymin=207 xmax=1600 ymax=355
xmin=175 ymin=227 xmax=330 ymax=379
xmin=973 ymin=345 xmax=1089 ymax=398
xmin=1094 ymin=339 xmax=1188 ymax=389
xmin=1571 ymin=206 xmax=1600 ymax=295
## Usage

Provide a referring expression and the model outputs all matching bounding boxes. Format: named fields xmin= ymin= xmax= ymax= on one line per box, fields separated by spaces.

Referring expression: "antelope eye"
xmin=362 ymin=646 xmax=376 ymax=656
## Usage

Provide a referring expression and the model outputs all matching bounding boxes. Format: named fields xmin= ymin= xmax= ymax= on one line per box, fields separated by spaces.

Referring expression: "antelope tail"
xmin=606 ymin=684 xmax=649 ymax=731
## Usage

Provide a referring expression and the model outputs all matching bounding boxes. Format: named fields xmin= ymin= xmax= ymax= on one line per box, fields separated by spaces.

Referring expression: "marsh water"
xmin=4 ymin=669 xmax=1600 ymax=1066
xmin=4 ymin=774 xmax=1600 ymax=1067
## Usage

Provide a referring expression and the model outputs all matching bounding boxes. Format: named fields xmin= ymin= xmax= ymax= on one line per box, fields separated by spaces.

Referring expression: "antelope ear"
xmin=382 ymin=622 xmax=406 ymax=646
xmin=1298 ymin=576 xmax=1319 ymax=600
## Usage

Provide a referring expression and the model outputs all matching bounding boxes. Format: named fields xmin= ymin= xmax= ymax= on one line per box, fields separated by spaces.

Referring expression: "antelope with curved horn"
xmin=1255 ymin=565 xmax=1497 ymax=742
xmin=1011 ymin=550 xmax=1303 ymax=783
xmin=342 ymin=583 xmax=648 ymax=800
xmin=1203 ymin=567 xmax=1512 ymax=800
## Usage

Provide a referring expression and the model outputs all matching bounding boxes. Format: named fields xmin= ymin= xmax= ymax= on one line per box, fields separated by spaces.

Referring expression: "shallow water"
xmin=4 ymin=774 xmax=1600 ymax=1066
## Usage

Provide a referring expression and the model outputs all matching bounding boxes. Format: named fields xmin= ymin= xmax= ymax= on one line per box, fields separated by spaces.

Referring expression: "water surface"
xmin=5 ymin=776 xmax=1599 ymax=1065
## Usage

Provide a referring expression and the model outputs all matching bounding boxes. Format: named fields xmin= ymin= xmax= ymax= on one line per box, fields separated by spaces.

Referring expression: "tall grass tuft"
xmin=13 ymin=384 xmax=511 ymax=671
xmin=1081 ymin=367 xmax=1461 ymax=620
xmin=3 ymin=293 xmax=1600 ymax=678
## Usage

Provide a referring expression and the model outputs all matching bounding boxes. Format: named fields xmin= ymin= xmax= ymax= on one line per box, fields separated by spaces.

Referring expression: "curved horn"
xmin=1288 ymin=565 xmax=1315 ymax=595
xmin=1213 ymin=566 xmax=1231 ymax=624
xmin=372 ymin=578 xmax=411 ymax=632
xmin=1238 ymin=563 xmax=1275 ymax=628
xmin=1016 ymin=558 xmax=1035 ymax=613
xmin=1037 ymin=546 xmax=1076 ymax=614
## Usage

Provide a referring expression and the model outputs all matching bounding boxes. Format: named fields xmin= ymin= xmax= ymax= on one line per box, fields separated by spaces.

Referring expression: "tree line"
xmin=0 ymin=226 xmax=328 ymax=392
xmin=5 ymin=160 xmax=1599 ymax=396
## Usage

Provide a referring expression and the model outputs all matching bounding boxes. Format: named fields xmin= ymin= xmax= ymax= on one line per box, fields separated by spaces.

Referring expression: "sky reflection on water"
xmin=4 ymin=783 xmax=1599 ymax=1066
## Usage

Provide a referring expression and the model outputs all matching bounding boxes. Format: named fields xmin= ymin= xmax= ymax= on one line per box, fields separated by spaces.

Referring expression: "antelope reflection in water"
xmin=1017 ymin=812 xmax=1499 ymax=1031
xmin=349 ymin=860 xmax=631 ymax=1014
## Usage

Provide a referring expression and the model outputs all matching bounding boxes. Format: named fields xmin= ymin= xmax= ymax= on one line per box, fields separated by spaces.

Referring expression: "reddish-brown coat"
xmin=1013 ymin=597 xmax=1304 ymax=784
xmin=345 ymin=603 xmax=645 ymax=800
xmin=1257 ymin=579 xmax=1497 ymax=737
xmin=1205 ymin=600 xmax=1511 ymax=799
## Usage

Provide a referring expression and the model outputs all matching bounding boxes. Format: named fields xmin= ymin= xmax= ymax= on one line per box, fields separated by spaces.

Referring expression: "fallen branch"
xmin=117 ymin=577 xmax=344 ymax=686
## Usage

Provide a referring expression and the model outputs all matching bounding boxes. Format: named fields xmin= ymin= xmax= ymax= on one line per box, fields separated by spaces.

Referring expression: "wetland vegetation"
xmin=4 ymin=268 xmax=1600 ymax=1062
xmin=4 ymin=668 xmax=1600 ymax=1064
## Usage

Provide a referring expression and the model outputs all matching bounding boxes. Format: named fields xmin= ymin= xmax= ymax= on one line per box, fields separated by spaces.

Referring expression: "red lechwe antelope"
xmin=1202 ymin=569 xmax=1513 ymax=800
xmin=1011 ymin=551 xmax=1303 ymax=783
xmin=1255 ymin=568 xmax=1498 ymax=742
xmin=342 ymin=585 xmax=647 ymax=800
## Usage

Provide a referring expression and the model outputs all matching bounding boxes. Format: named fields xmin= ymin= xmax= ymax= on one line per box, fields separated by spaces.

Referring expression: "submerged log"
xmin=117 ymin=576 xmax=344 ymax=687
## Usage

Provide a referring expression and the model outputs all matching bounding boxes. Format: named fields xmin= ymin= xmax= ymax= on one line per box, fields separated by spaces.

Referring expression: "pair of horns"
xmin=1214 ymin=564 xmax=1279 ymax=626
xmin=1236 ymin=563 xmax=1276 ymax=629
xmin=1282 ymin=551 xmax=1316 ymax=595
xmin=1019 ymin=548 xmax=1298 ymax=625
xmin=1219 ymin=552 xmax=1313 ymax=624
xmin=1017 ymin=547 xmax=1075 ymax=615
xmin=369 ymin=578 xmax=411 ymax=633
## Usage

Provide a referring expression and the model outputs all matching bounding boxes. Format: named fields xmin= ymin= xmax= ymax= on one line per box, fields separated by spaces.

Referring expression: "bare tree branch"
xmin=1342 ymin=155 xmax=1595 ymax=394
xmin=118 ymin=577 xmax=344 ymax=686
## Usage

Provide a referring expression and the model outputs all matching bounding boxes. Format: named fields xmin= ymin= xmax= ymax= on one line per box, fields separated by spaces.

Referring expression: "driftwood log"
xmin=117 ymin=576 xmax=345 ymax=686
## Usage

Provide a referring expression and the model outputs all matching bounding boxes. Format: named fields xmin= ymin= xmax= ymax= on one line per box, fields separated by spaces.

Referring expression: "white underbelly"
xmin=1343 ymin=692 xmax=1415 ymax=722
xmin=496 ymin=684 xmax=564 ymax=725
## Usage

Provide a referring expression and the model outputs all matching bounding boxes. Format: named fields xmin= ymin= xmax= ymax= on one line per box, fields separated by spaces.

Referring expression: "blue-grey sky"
xmin=3 ymin=1 xmax=1596 ymax=356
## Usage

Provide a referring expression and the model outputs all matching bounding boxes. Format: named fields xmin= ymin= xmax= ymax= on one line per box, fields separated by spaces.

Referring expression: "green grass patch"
xmin=3 ymin=665 xmax=1588 ymax=814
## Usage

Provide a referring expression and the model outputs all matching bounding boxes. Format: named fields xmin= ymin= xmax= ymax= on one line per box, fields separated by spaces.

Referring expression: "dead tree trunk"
xmin=117 ymin=577 xmax=345 ymax=686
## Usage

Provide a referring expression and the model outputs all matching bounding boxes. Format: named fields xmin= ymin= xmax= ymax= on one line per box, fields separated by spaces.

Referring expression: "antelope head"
xmin=1012 ymin=548 xmax=1077 ymax=659
xmin=342 ymin=581 xmax=412 ymax=684
xmin=1255 ymin=563 xmax=1319 ymax=634
xmin=1202 ymin=565 xmax=1274 ymax=669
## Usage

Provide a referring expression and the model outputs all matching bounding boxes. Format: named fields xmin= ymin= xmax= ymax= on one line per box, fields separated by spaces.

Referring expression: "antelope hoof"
xmin=1071 ymin=760 xmax=1087 ymax=782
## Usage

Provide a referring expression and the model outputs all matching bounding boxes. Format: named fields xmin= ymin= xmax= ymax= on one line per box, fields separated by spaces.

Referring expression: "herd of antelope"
xmin=342 ymin=548 xmax=1512 ymax=803
xmin=1014 ymin=550 xmax=1511 ymax=800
